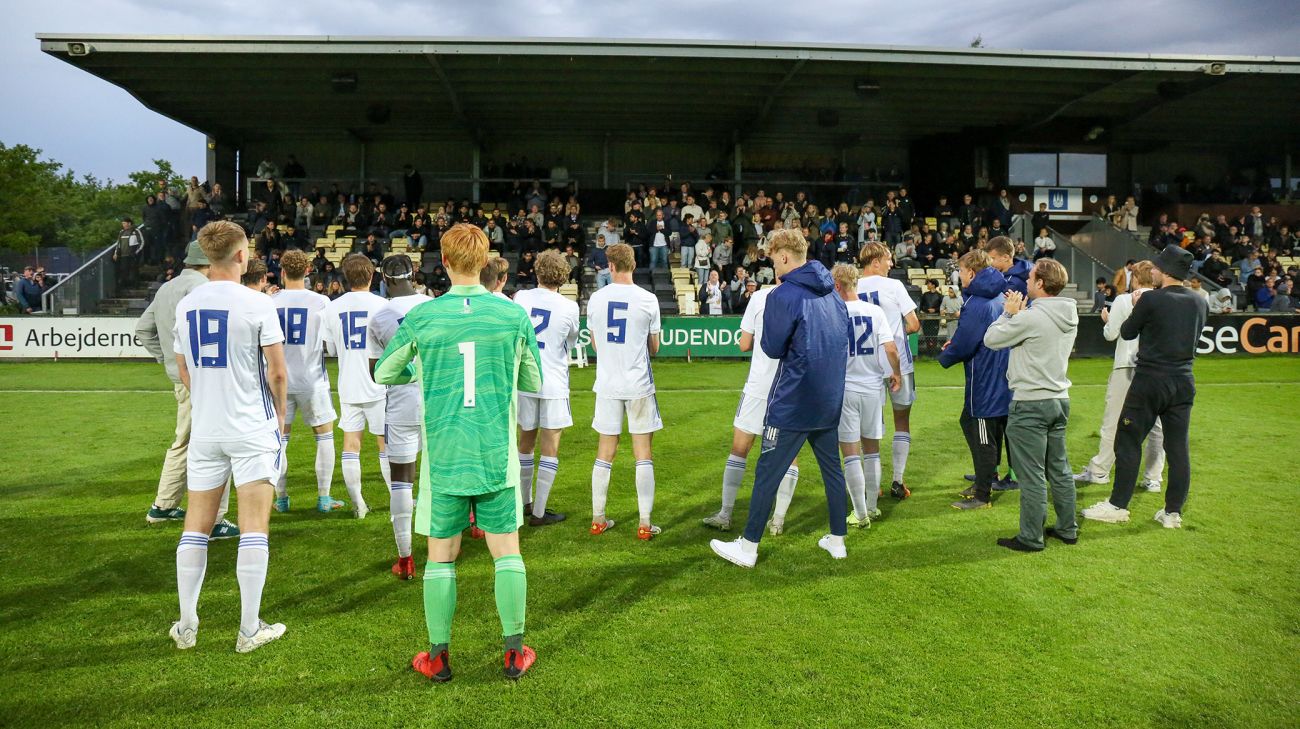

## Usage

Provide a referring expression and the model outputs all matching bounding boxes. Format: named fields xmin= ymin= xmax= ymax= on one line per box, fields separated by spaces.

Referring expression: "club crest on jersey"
xmin=462 ymin=298 xmax=472 ymax=314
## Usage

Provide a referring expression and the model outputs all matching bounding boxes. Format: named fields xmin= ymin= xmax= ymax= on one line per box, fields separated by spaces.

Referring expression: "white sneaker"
xmin=817 ymin=534 xmax=847 ymax=560
xmin=1153 ymin=509 xmax=1182 ymax=529
xmin=767 ymin=519 xmax=785 ymax=536
xmin=701 ymin=512 xmax=731 ymax=531
xmin=169 ymin=621 xmax=196 ymax=650
xmin=354 ymin=500 xmax=369 ymax=519
xmin=1141 ymin=480 xmax=1162 ymax=493
xmin=1073 ymin=470 xmax=1109 ymax=485
xmin=710 ymin=537 xmax=757 ymax=568
xmin=1082 ymin=501 xmax=1130 ymax=523
xmin=235 ymin=620 xmax=286 ymax=653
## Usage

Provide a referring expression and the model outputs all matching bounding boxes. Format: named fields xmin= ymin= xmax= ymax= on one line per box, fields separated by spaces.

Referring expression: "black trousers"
xmin=1110 ymin=371 xmax=1194 ymax=512
xmin=960 ymin=409 xmax=1006 ymax=501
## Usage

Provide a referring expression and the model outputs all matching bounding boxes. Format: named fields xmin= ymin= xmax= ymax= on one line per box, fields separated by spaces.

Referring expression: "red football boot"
xmin=391 ymin=556 xmax=415 ymax=580
xmin=503 ymin=645 xmax=536 ymax=680
xmin=412 ymin=649 xmax=452 ymax=682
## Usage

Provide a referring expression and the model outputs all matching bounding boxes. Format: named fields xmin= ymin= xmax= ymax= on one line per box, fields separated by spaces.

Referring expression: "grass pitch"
xmin=0 ymin=357 xmax=1297 ymax=728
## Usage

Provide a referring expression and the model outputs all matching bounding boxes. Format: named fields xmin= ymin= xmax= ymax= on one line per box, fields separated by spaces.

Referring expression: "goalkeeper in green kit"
xmin=374 ymin=223 xmax=543 ymax=682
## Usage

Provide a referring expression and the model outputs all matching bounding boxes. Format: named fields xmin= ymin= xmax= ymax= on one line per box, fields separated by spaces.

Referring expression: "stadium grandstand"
xmin=27 ymin=34 xmax=1300 ymax=330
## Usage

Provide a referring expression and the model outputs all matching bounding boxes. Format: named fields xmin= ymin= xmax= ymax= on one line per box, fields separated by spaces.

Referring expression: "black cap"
xmin=1153 ymin=246 xmax=1193 ymax=281
xmin=381 ymin=254 xmax=414 ymax=280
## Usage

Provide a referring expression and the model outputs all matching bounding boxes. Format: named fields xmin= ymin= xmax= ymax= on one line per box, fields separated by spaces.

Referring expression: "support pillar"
xmin=733 ymin=137 xmax=743 ymax=201
xmin=472 ymin=144 xmax=481 ymax=203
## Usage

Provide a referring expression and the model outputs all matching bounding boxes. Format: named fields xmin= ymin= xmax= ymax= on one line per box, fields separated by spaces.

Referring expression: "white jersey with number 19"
xmin=321 ymin=290 xmax=388 ymax=404
xmin=172 ymin=280 xmax=284 ymax=442
xmin=272 ymin=288 xmax=330 ymax=394
xmin=856 ymin=275 xmax=917 ymax=375
xmin=586 ymin=283 xmax=661 ymax=399
xmin=513 ymin=287 xmax=581 ymax=399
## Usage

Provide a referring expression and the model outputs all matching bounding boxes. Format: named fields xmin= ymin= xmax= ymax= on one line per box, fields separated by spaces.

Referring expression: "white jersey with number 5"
xmin=272 ymin=288 xmax=330 ymax=394
xmin=856 ymin=275 xmax=916 ymax=375
xmin=586 ymin=282 xmax=661 ymax=399
xmin=321 ymin=290 xmax=388 ymax=404
xmin=739 ymin=286 xmax=778 ymax=400
xmin=367 ymin=293 xmax=433 ymax=425
xmin=513 ymin=287 xmax=581 ymax=399
xmin=844 ymin=298 xmax=895 ymax=394
xmin=172 ymin=280 xmax=284 ymax=442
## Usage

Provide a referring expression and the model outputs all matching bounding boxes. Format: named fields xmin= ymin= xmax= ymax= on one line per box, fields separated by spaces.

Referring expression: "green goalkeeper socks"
xmin=424 ymin=562 xmax=457 ymax=648
xmin=494 ymin=555 xmax=527 ymax=646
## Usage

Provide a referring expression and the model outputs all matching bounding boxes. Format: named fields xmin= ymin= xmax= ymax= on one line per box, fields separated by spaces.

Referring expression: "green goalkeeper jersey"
xmin=374 ymin=284 xmax=542 ymax=496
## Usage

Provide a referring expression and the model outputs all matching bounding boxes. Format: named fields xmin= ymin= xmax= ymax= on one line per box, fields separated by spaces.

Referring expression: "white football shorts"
xmin=888 ymin=372 xmax=917 ymax=409
xmin=592 ymin=395 xmax=663 ymax=436
xmin=188 ymin=431 xmax=281 ymax=491
xmin=340 ymin=399 xmax=385 ymax=436
xmin=286 ymin=387 xmax=337 ymax=429
xmin=732 ymin=393 xmax=768 ymax=437
xmin=518 ymin=394 xmax=573 ymax=431
xmin=838 ymin=388 xmax=886 ymax=443
xmin=384 ymin=422 xmax=423 ymax=464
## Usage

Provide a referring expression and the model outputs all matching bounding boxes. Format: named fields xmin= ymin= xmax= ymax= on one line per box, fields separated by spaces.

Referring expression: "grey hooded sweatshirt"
xmin=982 ymin=296 xmax=1079 ymax=401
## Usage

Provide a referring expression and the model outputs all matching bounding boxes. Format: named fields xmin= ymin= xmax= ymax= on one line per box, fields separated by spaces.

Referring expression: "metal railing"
xmin=1047 ymin=227 xmax=1110 ymax=293
xmin=41 ymin=242 xmax=117 ymax=316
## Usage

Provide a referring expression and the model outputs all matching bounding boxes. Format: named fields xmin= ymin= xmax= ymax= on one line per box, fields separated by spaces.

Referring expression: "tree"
xmin=970 ymin=35 xmax=984 ymax=48
xmin=0 ymin=142 xmax=180 ymax=253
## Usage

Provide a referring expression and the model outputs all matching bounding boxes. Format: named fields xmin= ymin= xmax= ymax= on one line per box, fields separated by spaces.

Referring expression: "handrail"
xmin=42 ymin=241 xmax=116 ymax=314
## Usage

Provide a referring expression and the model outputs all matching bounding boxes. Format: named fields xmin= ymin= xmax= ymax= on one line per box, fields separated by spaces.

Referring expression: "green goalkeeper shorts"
xmin=416 ymin=485 xmax=522 ymax=538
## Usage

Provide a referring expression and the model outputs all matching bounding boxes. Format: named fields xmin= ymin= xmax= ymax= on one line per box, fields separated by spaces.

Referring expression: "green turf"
xmin=1 ymin=357 xmax=1297 ymax=727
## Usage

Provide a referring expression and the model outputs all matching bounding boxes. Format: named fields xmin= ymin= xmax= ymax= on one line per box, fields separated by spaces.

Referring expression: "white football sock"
xmin=274 ymin=433 xmax=290 ymax=498
xmin=389 ymin=481 xmax=413 ymax=558
xmin=533 ymin=456 xmax=559 ymax=517
xmin=591 ymin=459 xmax=612 ymax=521
xmin=235 ymin=532 xmax=269 ymax=637
xmin=844 ymin=455 xmax=868 ymax=519
xmin=378 ymin=451 xmax=392 ymax=489
xmin=892 ymin=432 xmax=911 ymax=483
xmin=634 ymin=460 xmax=655 ymax=525
xmin=720 ymin=454 xmax=747 ymax=518
xmin=176 ymin=531 xmax=209 ymax=631
xmin=773 ymin=466 xmax=800 ymax=522
xmin=341 ymin=452 xmax=364 ymax=506
xmin=314 ymin=433 xmax=335 ymax=498
xmin=864 ymin=453 xmax=882 ymax=511
xmin=519 ymin=452 xmax=535 ymax=504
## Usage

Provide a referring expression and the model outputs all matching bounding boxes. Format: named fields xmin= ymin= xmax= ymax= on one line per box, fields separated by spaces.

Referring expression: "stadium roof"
xmin=36 ymin=34 xmax=1300 ymax=151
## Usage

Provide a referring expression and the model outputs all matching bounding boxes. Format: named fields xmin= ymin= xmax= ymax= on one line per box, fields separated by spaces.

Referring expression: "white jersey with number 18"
xmin=856 ymin=275 xmax=917 ymax=375
xmin=173 ymin=280 xmax=284 ymax=442
xmin=586 ymin=283 xmax=661 ymax=399
xmin=272 ymin=288 xmax=330 ymax=394
xmin=513 ymin=287 xmax=581 ymax=399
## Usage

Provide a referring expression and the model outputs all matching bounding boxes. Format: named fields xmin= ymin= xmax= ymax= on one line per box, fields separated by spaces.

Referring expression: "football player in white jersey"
xmin=513 ymin=250 xmax=580 ymax=527
xmin=585 ymin=243 xmax=664 ymax=540
xmin=321 ymin=254 xmax=390 ymax=518
xmin=701 ymin=281 xmax=802 ymax=535
xmin=168 ymin=220 xmax=288 ymax=654
xmin=833 ymin=264 xmax=902 ymax=528
xmin=481 ymin=256 xmax=515 ymax=303
xmin=271 ymin=250 xmax=343 ymax=514
xmin=857 ymin=242 xmax=921 ymax=499
xmin=367 ymin=254 xmax=432 ymax=581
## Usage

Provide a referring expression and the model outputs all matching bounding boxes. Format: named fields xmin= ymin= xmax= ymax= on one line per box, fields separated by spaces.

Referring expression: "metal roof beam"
xmin=424 ymin=52 xmax=484 ymax=144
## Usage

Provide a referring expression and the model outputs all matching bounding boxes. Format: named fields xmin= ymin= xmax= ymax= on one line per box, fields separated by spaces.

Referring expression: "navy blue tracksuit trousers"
xmin=742 ymin=425 xmax=848 ymax=543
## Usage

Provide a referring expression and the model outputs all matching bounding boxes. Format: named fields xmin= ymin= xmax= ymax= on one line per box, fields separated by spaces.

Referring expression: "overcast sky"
xmin=3 ymin=0 xmax=1297 ymax=182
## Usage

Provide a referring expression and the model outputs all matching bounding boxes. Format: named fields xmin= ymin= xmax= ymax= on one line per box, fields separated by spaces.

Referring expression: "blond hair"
xmin=196 ymin=220 xmax=247 ymax=263
xmin=606 ymin=243 xmax=636 ymax=273
xmin=1131 ymin=260 xmax=1155 ymax=288
xmin=831 ymin=263 xmax=859 ymax=290
xmin=341 ymin=254 xmax=374 ymax=290
xmin=479 ymin=256 xmax=510 ymax=289
xmin=959 ymin=249 xmax=991 ymax=272
xmin=858 ymin=242 xmax=891 ymax=268
xmin=280 ymin=249 xmax=311 ymax=280
xmin=441 ymin=223 xmax=490 ymax=276
xmin=1033 ymin=258 xmax=1068 ymax=296
xmin=768 ymin=228 xmax=808 ymax=258
xmin=534 ymin=249 xmax=570 ymax=288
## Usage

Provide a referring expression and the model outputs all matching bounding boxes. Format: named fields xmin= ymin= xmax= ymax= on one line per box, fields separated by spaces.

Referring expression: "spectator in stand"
xmin=326 ymin=279 xmax=344 ymax=300
xmin=1033 ymin=228 xmax=1056 ymax=260
xmin=1117 ymin=196 xmax=1139 ymax=233
xmin=711 ymin=209 xmax=733 ymax=252
xmin=255 ymin=156 xmax=279 ymax=180
xmin=699 ymin=269 xmax=725 ymax=316
xmin=694 ymin=233 xmax=713 ymax=285
xmin=113 ymin=217 xmax=145 ymax=289
xmin=881 ymin=199 xmax=903 ymax=245
xmin=734 ymin=278 xmax=758 ymax=315
xmin=483 ymin=217 xmax=505 ymax=249
xmin=1091 ymin=278 xmax=1108 ymax=313
xmin=427 ymin=264 xmax=451 ymax=295
xmin=183 ymin=177 xmax=206 ymax=236
xmin=157 ymin=254 xmax=180 ymax=283
xmin=14 ymin=266 xmax=43 ymax=314
xmin=588 ymin=234 xmax=611 ymax=289
xmin=1031 ymin=203 xmax=1051 ymax=237
xmin=1188 ymin=277 xmax=1211 ymax=309
xmin=1271 ymin=280 xmax=1297 ymax=312
xmin=940 ymin=285 xmax=962 ymax=339
xmin=1254 ymin=275 xmax=1275 ymax=311
xmin=142 ymin=194 xmax=169 ymax=264
xmin=894 ymin=235 xmax=918 ymax=269
xmin=712 ymin=234 xmax=734 ymax=277
xmin=206 ymin=183 xmax=227 ymax=217
xmin=896 ymin=187 xmax=915 ymax=231
xmin=834 ymin=222 xmax=857 ymax=263
xmin=990 ymin=189 xmax=1014 ymax=230
xmin=647 ymin=211 xmax=671 ymax=270
xmin=403 ymin=164 xmax=423 ymax=207
xmin=857 ymin=200 xmax=878 ymax=244
xmin=514 ymin=250 xmax=537 ymax=289
xmin=1209 ymin=285 xmax=1234 ymax=314
xmin=919 ymin=279 xmax=944 ymax=314
xmin=1245 ymin=266 xmax=1266 ymax=307
xmin=189 ymin=200 xmax=215 ymax=240
xmin=1099 ymin=194 xmax=1120 ymax=225
xmin=255 ymin=220 xmax=283 ymax=255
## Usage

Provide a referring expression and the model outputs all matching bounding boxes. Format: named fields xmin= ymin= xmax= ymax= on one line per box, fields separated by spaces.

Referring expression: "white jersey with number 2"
xmin=513 ymin=287 xmax=581 ymax=399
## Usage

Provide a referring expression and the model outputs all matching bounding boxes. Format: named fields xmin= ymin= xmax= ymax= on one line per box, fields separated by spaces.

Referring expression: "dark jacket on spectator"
xmin=938 ymin=266 xmax=1012 ymax=418
xmin=15 ymin=276 xmax=43 ymax=312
